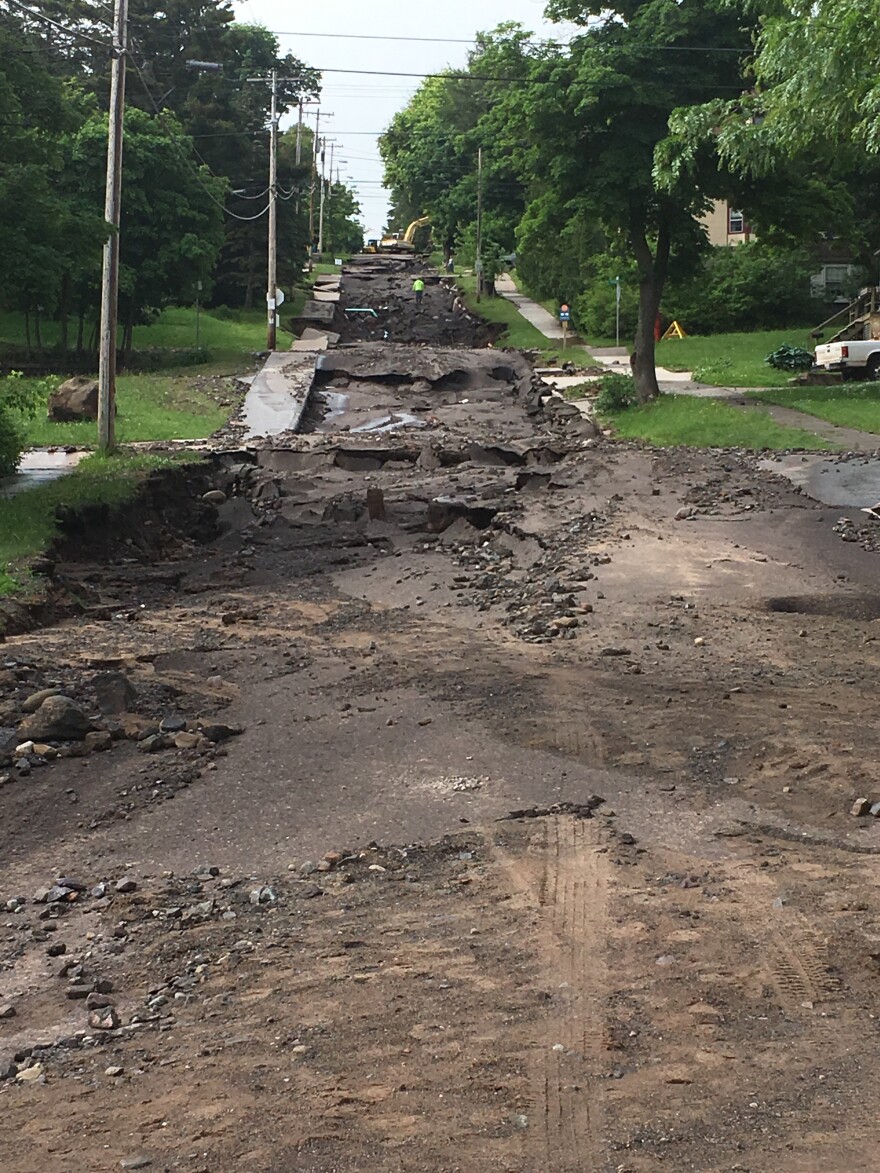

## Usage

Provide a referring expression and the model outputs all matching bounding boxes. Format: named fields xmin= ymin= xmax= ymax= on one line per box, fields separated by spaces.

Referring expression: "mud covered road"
xmin=2 ymin=258 xmax=880 ymax=1171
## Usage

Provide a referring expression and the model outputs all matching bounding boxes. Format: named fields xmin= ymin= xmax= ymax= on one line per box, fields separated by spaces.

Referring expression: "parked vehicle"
xmin=813 ymin=287 xmax=880 ymax=377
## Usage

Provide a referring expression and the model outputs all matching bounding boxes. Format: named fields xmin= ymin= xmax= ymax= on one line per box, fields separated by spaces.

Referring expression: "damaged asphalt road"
xmin=3 ymin=258 xmax=880 ymax=1171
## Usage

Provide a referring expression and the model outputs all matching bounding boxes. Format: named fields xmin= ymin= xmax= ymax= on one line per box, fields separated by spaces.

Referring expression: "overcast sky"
xmin=231 ymin=0 xmax=574 ymax=237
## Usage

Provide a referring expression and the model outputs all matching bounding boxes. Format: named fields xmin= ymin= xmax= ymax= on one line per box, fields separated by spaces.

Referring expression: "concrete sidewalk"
xmin=239 ymin=351 xmax=317 ymax=440
xmin=495 ymin=274 xmax=568 ymax=340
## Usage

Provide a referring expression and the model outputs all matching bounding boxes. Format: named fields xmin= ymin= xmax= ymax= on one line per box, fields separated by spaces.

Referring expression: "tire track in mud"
xmin=497 ymin=815 xmax=608 ymax=1171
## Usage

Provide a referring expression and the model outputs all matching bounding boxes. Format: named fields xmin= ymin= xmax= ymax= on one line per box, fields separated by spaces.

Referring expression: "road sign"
xmin=559 ymin=303 xmax=571 ymax=322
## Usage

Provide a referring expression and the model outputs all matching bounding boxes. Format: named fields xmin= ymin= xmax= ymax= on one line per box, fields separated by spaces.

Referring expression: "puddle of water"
xmin=321 ymin=391 xmax=349 ymax=426
xmin=351 ymin=412 xmax=426 ymax=434
xmin=0 ymin=449 xmax=87 ymax=500
xmin=760 ymin=454 xmax=880 ymax=508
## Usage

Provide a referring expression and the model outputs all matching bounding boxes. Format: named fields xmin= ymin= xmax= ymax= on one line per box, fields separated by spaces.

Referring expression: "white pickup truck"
xmin=814 ymin=339 xmax=880 ymax=378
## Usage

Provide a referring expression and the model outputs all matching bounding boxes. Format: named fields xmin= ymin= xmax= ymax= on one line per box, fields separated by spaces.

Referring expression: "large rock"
xmin=48 ymin=376 xmax=99 ymax=422
xmin=18 ymin=695 xmax=93 ymax=742
xmin=91 ymin=671 xmax=137 ymax=715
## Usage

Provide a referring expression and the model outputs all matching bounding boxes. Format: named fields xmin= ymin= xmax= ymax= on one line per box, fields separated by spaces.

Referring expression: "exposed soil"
xmin=3 ymin=259 xmax=880 ymax=1172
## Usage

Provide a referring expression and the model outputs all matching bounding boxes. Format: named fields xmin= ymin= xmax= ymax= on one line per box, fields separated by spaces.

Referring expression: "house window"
xmin=823 ymin=265 xmax=850 ymax=297
xmin=728 ymin=207 xmax=745 ymax=235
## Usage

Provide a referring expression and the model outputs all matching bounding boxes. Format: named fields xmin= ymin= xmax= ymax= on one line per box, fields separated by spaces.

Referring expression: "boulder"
xmin=18 ymin=695 xmax=92 ymax=742
xmin=48 ymin=376 xmax=100 ymax=422
xmin=91 ymin=671 xmax=137 ymax=715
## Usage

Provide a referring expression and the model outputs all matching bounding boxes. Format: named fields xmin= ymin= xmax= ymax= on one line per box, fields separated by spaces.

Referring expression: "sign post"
xmin=559 ymin=303 xmax=571 ymax=350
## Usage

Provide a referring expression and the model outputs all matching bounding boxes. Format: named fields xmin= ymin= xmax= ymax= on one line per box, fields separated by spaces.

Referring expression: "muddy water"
xmin=0 ymin=449 xmax=87 ymax=499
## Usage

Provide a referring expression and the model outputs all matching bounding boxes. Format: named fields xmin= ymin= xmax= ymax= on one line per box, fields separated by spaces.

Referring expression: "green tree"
xmin=516 ymin=0 xmax=754 ymax=400
xmin=65 ymin=106 xmax=226 ymax=352
xmin=380 ymin=25 xmax=532 ymax=258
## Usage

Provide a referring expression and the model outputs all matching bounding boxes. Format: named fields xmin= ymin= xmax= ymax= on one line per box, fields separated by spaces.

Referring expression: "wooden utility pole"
xmin=266 ymin=68 xmax=278 ymax=351
xmin=308 ymin=108 xmax=321 ymax=263
xmin=97 ymin=0 xmax=128 ymax=453
xmin=478 ymin=145 xmax=485 ymax=302
xmin=295 ymin=98 xmax=303 ymax=165
xmin=317 ymin=138 xmax=327 ymax=255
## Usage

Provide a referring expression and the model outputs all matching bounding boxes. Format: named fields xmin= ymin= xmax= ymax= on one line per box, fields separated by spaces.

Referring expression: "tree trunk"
xmin=34 ymin=306 xmax=42 ymax=351
xmin=629 ymin=208 xmax=672 ymax=404
xmin=76 ymin=309 xmax=85 ymax=354
xmin=24 ymin=308 xmax=31 ymax=354
xmin=59 ymin=273 xmax=70 ymax=353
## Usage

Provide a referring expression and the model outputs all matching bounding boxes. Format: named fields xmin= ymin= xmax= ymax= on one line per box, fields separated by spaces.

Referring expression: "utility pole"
xmin=97 ymin=0 xmax=128 ymax=453
xmin=308 ymin=110 xmax=320 ymax=267
xmin=295 ymin=99 xmax=303 ymax=165
xmin=266 ymin=68 xmax=278 ymax=351
xmin=317 ymin=138 xmax=327 ymax=255
xmin=475 ymin=146 xmax=483 ymax=303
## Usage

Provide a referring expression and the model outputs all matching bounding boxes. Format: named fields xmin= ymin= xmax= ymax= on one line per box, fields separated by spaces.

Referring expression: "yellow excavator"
xmin=378 ymin=216 xmax=430 ymax=254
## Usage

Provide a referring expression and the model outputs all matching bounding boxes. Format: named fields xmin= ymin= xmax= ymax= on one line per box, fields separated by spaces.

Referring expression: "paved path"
xmin=239 ymin=351 xmax=317 ymax=440
xmin=496 ymin=274 xmax=568 ymax=340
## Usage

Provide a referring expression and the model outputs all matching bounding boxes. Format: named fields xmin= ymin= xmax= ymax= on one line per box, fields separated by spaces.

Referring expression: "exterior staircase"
xmin=812 ymin=286 xmax=880 ymax=346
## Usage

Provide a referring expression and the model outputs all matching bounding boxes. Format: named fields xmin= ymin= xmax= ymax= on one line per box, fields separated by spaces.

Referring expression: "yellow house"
xmin=701 ymin=200 xmax=751 ymax=246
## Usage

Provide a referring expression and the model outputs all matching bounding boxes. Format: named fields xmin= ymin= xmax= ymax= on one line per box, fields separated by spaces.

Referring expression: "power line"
xmin=3 ymin=0 xmax=108 ymax=46
xmin=126 ymin=45 xmax=272 ymax=222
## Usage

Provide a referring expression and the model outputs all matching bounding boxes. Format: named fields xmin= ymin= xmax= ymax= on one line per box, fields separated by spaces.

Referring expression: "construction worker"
xmin=412 ymin=276 xmax=425 ymax=309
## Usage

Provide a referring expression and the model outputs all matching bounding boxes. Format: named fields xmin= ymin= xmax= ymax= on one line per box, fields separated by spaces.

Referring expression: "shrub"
xmin=663 ymin=244 xmax=818 ymax=334
xmin=0 ymin=408 xmax=24 ymax=476
xmin=765 ymin=344 xmax=814 ymax=371
xmin=0 ymin=371 xmax=47 ymax=475
xmin=595 ymin=372 xmax=638 ymax=414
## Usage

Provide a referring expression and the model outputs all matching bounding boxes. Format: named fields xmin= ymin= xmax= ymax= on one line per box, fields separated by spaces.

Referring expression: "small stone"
xmin=105 ymin=1065 xmax=124 ymax=1077
xmin=120 ymin=1156 xmax=153 ymax=1170
xmin=851 ymin=798 xmax=871 ymax=817
xmin=88 ymin=1007 xmax=120 ymax=1030
xmin=159 ymin=716 xmax=187 ymax=733
xmin=299 ymin=860 xmax=317 ymax=876
xmin=115 ymin=877 xmax=137 ymax=894
xmin=694 ymin=636 xmax=705 ymax=647
xmin=21 ymin=688 xmax=62 ymax=714
xmin=137 ymin=733 xmax=171 ymax=753
xmin=85 ymin=730 xmax=113 ymax=752
xmin=0 ymin=1004 xmax=16 ymax=1019
xmin=870 ymin=802 xmax=880 ymax=819
xmin=674 ymin=506 xmax=694 ymax=521
xmin=66 ymin=985 xmax=93 ymax=1001
xmin=173 ymin=732 xmax=201 ymax=750
xmin=202 ymin=489 xmax=227 ymax=505
xmin=47 ymin=942 xmax=67 ymax=957
xmin=14 ymin=740 xmax=35 ymax=757
xmin=300 ymin=884 xmax=323 ymax=899
xmin=15 ymin=1063 xmax=44 ymax=1083
xmin=199 ymin=722 xmax=241 ymax=743
xmin=182 ymin=900 xmax=214 ymax=921
xmin=87 ymin=992 xmax=115 ymax=1010
xmin=91 ymin=883 xmax=107 ymax=899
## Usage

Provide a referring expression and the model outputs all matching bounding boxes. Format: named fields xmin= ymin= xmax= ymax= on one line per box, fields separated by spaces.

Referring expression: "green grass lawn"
xmin=604 ymin=393 xmax=834 ymax=450
xmin=0 ymin=306 xmax=267 ymax=362
xmin=751 ymin=383 xmax=880 ymax=434
xmin=9 ymin=366 xmax=240 ymax=448
xmin=655 ymin=327 xmax=815 ymax=388
xmin=458 ymin=276 xmax=609 ymax=366
xmin=458 ymin=275 xmax=551 ymax=348
xmin=0 ymin=452 xmax=193 ymax=596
